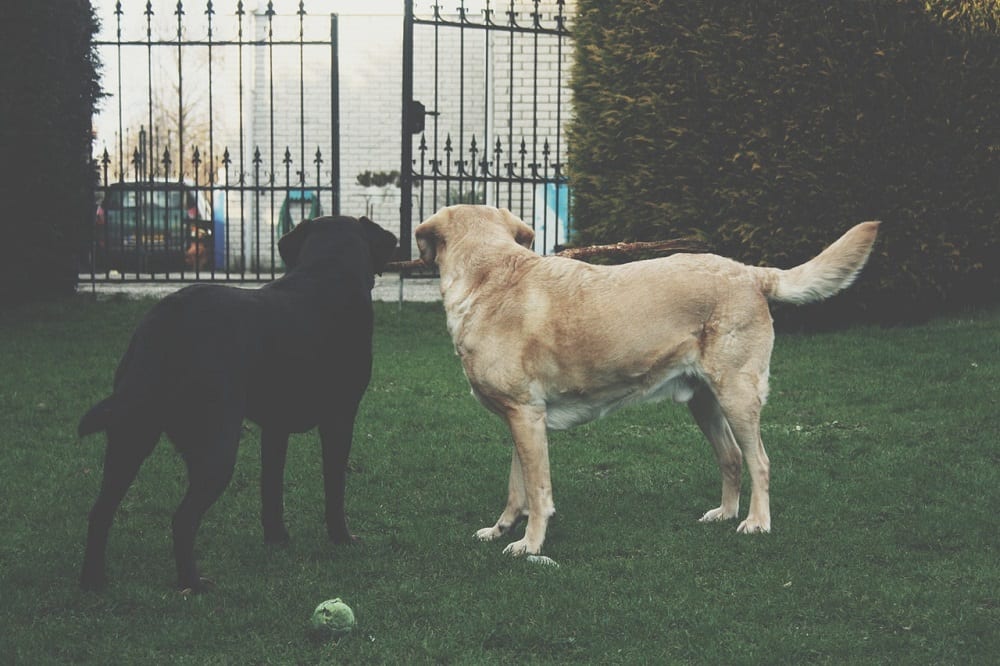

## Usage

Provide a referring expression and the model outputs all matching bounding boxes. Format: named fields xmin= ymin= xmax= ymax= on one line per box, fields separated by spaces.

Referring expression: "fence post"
xmin=399 ymin=0 xmax=415 ymax=261
xmin=331 ymin=13 xmax=341 ymax=217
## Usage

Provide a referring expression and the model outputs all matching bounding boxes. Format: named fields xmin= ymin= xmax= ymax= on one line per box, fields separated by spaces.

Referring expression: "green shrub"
xmin=568 ymin=0 xmax=999 ymax=324
xmin=0 ymin=1 xmax=102 ymax=306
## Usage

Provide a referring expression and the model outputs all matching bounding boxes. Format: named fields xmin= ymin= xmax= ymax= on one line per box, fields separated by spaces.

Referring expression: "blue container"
xmin=212 ymin=192 xmax=226 ymax=269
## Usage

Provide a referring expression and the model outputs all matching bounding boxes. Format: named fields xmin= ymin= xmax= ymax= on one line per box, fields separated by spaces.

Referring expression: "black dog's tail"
xmin=78 ymin=397 xmax=115 ymax=437
xmin=78 ymin=297 xmax=178 ymax=439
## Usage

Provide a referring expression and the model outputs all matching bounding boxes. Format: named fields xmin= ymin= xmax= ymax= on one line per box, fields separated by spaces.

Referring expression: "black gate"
xmin=85 ymin=1 xmax=340 ymax=283
xmin=400 ymin=0 xmax=573 ymax=260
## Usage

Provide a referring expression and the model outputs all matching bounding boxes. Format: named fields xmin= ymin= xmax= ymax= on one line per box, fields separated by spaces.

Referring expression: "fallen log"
xmin=552 ymin=237 xmax=709 ymax=262
xmin=383 ymin=259 xmax=427 ymax=273
xmin=383 ymin=237 xmax=708 ymax=273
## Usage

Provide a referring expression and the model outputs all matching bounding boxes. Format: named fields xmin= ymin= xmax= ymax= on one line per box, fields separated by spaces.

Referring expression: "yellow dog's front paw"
xmin=698 ymin=506 xmax=738 ymax=523
xmin=502 ymin=538 xmax=540 ymax=557
xmin=736 ymin=517 xmax=771 ymax=534
xmin=475 ymin=526 xmax=502 ymax=542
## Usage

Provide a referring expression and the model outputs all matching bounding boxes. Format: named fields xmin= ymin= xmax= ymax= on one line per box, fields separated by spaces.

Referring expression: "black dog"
xmin=78 ymin=215 xmax=398 ymax=593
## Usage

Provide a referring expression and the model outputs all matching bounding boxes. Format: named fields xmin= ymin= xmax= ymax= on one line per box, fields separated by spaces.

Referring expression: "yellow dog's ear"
xmin=499 ymin=208 xmax=535 ymax=249
xmin=414 ymin=211 xmax=444 ymax=265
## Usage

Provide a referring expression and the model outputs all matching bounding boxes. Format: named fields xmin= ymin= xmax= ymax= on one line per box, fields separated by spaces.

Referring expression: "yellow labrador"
xmin=415 ymin=205 xmax=879 ymax=556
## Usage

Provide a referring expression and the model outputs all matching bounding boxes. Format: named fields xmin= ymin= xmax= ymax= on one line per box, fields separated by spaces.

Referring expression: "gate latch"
xmin=407 ymin=100 xmax=438 ymax=135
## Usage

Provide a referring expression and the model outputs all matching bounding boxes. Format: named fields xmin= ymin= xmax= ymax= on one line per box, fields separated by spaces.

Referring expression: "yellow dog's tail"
xmin=759 ymin=221 xmax=880 ymax=305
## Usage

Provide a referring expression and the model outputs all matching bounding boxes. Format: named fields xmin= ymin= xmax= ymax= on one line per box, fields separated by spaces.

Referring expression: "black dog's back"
xmin=79 ymin=267 xmax=373 ymax=442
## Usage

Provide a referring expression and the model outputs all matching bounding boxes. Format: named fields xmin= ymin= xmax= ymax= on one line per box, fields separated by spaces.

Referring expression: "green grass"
xmin=1 ymin=295 xmax=997 ymax=664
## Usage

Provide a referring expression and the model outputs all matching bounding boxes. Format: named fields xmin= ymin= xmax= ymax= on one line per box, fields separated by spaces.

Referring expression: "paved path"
xmin=76 ymin=274 xmax=442 ymax=303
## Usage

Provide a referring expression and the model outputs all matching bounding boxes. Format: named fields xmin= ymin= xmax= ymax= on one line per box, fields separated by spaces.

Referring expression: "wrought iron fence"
xmin=83 ymin=1 xmax=575 ymax=285
xmin=84 ymin=0 xmax=340 ymax=283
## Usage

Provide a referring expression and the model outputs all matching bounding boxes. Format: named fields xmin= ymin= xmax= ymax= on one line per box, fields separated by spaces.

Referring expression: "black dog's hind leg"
xmin=260 ymin=428 xmax=291 ymax=544
xmin=171 ymin=416 xmax=242 ymax=594
xmin=81 ymin=423 xmax=159 ymax=591
xmin=319 ymin=403 xmax=360 ymax=544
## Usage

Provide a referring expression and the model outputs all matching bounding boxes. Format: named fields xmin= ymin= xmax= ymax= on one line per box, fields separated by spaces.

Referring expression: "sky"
xmin=90 ymin=1 xmax=410 ymax=165
xmin=90 ymin=1 xmax=492 ymax=162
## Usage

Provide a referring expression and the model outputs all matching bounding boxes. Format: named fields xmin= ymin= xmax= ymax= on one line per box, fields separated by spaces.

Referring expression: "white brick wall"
xmin=409 ymin=1 xmax=575 ymax=254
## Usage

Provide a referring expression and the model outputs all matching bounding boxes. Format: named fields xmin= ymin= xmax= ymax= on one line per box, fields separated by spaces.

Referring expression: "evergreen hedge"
xmin=0 ymin=1 xmax=102 ymax=305
xmin=568 ymin=0 xmax=999 ymax=324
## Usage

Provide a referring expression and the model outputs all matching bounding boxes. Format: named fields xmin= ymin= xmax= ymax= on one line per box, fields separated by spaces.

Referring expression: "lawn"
xmin=1 ymin=295 xmax=997 ymax=664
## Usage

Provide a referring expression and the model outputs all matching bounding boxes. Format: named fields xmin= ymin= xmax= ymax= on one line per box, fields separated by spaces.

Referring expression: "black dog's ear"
xmin=278 ymin=218 xmax=314 ymax=269
xmin=359 ymin=216 xmax=399 ymax=274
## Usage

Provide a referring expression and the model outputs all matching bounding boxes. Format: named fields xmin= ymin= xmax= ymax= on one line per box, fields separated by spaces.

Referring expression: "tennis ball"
xmin=310 ymin=598 xmax=355 ymax=639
